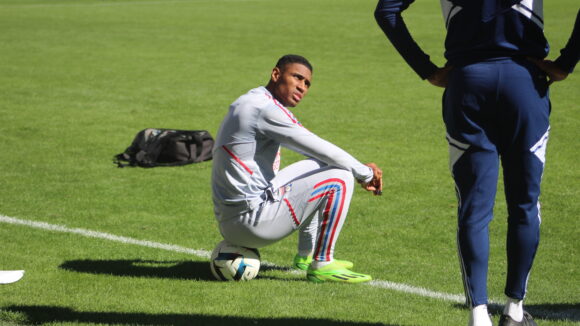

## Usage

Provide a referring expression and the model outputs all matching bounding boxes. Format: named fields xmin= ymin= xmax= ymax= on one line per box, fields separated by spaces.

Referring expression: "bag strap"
xmin=113 ymin=153 xmax=134 ymax=168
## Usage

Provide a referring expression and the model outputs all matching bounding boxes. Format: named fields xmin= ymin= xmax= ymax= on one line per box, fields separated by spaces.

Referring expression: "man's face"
xmin=269 ymin=63 xmax=312 ymax=107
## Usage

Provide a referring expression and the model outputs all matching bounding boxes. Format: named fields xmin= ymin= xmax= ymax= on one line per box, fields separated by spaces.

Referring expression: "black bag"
xmin=114 ymin=128 xmax=214 ymax=167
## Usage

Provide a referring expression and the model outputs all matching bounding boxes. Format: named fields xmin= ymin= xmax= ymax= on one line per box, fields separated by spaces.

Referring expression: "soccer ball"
xmin=210 ymin=240 xmax=261 ymax=281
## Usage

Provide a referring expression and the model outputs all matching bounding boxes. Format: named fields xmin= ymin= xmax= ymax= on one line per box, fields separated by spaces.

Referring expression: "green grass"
xmin=0 ymin=0 xmax=578 ymax=325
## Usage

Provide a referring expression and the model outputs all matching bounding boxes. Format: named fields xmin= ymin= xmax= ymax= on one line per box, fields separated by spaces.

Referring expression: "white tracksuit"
xmin=211 ymin=86 xmax=372 ymax=261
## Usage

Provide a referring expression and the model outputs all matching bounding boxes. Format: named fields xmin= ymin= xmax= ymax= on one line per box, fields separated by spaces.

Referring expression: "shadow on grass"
xmin=453 ymin=302 xmax=580 ymax=322
xmin=59 ymin=259 xmax=293 ymax=281
xmin=4 ymin=305 xmax=400 ymax=326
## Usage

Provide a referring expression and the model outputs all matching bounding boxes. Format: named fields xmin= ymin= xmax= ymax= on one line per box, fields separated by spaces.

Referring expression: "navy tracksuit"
xmin=375 ymin=0 xmax=579 ymax=306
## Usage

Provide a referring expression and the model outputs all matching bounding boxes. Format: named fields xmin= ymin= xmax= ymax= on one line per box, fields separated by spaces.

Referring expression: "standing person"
xmin=374 ymin=1 xmax=578 ymax=326
xmin=211 ymin=54 xmax=383 ymax=283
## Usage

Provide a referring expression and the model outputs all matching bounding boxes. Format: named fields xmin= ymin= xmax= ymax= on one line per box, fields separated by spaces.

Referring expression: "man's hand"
xmin=360 ymin=163 xmax=383 ymax=196
xmin=527 ymin=57 xmax=569 ymax=84
xmin=427 ymin=66 xmax=453 ymax=88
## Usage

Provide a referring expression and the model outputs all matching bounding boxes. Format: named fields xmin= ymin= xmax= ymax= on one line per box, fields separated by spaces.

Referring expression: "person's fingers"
xmin=365 ymin=184 xmax=377 ymax=192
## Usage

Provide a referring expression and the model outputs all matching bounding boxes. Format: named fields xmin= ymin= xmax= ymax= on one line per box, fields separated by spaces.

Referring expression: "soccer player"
xmin=211 ymin=54 xmax=383 ymax=283
xmin=374 ymin=1 xmax=578 ymax=326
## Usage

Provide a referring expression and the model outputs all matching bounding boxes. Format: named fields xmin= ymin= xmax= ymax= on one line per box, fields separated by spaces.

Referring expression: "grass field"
xmin=0 ymin=0 xmax=578 ymax=325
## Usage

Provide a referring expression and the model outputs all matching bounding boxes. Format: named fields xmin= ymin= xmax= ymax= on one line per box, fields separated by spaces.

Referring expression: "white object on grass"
xmin=0 ymin=270 xmax=25 ymax=284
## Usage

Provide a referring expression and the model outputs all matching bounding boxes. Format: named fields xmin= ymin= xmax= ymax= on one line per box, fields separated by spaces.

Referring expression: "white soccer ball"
xmin=210 ymin=240 xmax=260 ymax=281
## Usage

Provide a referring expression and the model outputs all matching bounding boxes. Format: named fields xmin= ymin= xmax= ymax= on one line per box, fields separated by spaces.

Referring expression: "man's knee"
xmin=328 ymin=168 xmax=354 ymax=188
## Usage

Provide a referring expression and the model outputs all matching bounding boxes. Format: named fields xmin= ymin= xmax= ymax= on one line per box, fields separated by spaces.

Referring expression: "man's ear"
xmin=270 ymin=67 xmax=281 ymax=83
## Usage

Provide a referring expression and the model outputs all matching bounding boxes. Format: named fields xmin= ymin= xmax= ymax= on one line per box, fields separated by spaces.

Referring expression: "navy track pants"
xmin=443 ymin=58 xmax=550 ymax=307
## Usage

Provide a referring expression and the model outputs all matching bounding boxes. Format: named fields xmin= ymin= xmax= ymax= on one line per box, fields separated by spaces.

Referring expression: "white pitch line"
xmin=3 ymin=215 xmax=578 ymax=321
xmin=0 ymin=0 xmax=260 ymax=10
xmin=369 ymin=280 xmax=466 ymax=303
xmin=0 ymin=215 xmax=210 ymax=259
xmin=3 ymin=215 xmax=580 ymax=320
xmin=0 ymin=214 xmax=466 ymax=301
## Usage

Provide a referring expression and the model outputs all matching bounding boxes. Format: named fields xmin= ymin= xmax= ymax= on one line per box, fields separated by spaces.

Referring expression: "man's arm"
xmin=281 ymin=132 xmax=373 ymax=182
xmin=284 ymin=136 xmax=383 ymax=195
xmin=529 ymin=9 xmax=580 ymax=83
xmin=259 ymin=109 xmax=373 ymax=183
xmin=554 ymin=9 xmax=580 ymax=75
xmin=374 ymin=0 xmax=439 ymax=80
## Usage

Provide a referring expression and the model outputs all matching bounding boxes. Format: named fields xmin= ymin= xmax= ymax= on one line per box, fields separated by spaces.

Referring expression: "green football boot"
xmin=293 ymin=255 xmax=313 ymax=270
xmin=306 ymin=261 xmax=372 ymax=284
xmin=293 ymin=255 xmax=354 ymax=271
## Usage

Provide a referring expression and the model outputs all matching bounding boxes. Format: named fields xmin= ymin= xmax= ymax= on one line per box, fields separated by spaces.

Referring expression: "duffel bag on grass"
xmin=114 ymin=128 xmax=214 ymax=167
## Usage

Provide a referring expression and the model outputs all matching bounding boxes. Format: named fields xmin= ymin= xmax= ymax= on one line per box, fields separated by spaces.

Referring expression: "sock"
xmin=310 ymin=260 xmax=332 ymax=269
xmin=469 ymin=305 xmax=492 ymax=326
xmin=504 ymin=297 xmax=523 ymax=322
xmin=297 ymin=251 xmax=313 ymax=258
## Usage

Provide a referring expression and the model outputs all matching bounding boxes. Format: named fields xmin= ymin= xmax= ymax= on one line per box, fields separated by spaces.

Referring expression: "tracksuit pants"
xmin=219 ymin=159 xmax=355 ymax=262
xmin=443 ymin=57 xmax=551 ymax=306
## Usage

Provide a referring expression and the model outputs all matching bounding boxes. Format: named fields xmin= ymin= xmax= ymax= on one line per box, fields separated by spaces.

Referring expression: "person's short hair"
xmin=275 ymin=54 xmax=313 ymax=72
